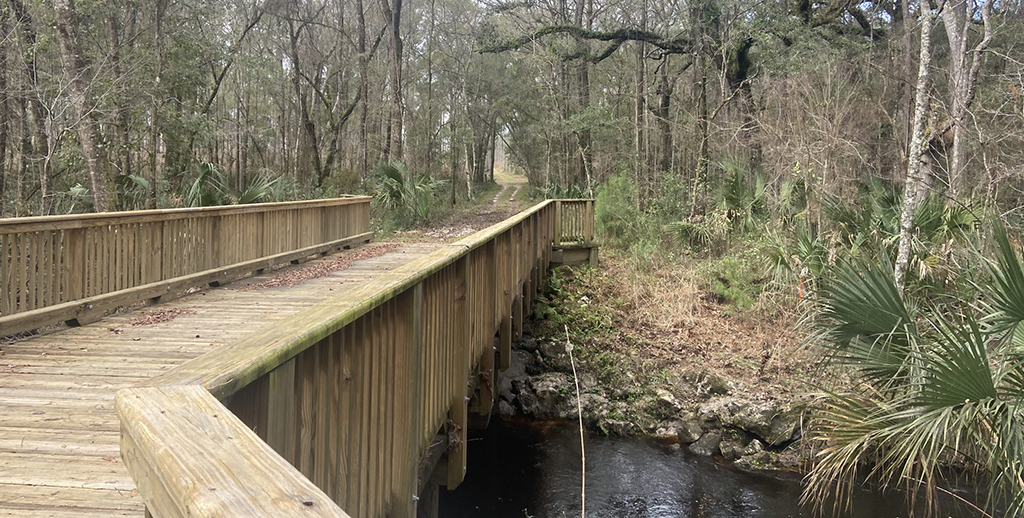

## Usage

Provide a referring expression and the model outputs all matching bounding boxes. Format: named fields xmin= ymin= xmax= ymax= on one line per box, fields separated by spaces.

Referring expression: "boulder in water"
xmin=688 ymin=432 xmax=721 ymax=456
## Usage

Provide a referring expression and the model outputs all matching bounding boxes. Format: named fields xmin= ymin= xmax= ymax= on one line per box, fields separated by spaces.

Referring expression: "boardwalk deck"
xmin=0 ymin=242 xmax=442 ymax=517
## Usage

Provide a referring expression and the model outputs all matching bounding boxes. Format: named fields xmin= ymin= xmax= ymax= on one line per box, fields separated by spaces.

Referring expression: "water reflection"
xmin=439 ymin=418 xmax=981 ymax=518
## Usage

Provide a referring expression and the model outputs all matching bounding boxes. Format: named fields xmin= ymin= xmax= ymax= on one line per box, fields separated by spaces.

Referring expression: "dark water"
xmin=439 ymin=418 xmax=982 ymax=518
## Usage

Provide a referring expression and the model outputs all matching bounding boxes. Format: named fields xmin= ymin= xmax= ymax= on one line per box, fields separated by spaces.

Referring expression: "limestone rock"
xmin=561 ymin=393 xmax=609 ymax=425
xmin=719 ymin=435 xmax=747 ymax=461
xmin=734 ymin=451 xmax=772 ymax=471
xmin=699 ymin=397 xmax=800 ymax=446
xmin=653 ymin=389 xmax=682 ymax=419
xmin=519 ymin=336 xmax=541 ymax=352
xmin=677 ymin=420 xmax=704 ymax=444
xmin=498 ymin=400 xmax=516 ymax=416
xmin=538 ymin=339 xmax=572 ymax=372
xmin=654 ymin=420 xmax=683 ymax=440
xmin=523 ymin=373 xmax=568 ymax=418
xmin=742 ymin=439 xmax=764 ymax=456
xmin=681 ymin=369 xmax=733 ymax=397
xmin=601 ymin=419 xmax=635 ymax=436
xmin=498 ymin=350 xmax=532 ymax=403
xmin=688 ymin=432 xmax=721 ymax=456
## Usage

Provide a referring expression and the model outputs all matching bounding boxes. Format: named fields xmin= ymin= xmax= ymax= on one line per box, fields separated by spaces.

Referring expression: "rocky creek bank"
xmin=497 ymin=324 xmax=806 ymax=471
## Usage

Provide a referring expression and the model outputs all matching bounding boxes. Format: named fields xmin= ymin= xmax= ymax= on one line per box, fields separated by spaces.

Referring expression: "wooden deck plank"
xmin=0 ymin=241 xmax=441 ymax=516
xmin=0 ymin=485 xmax=142 ymax=512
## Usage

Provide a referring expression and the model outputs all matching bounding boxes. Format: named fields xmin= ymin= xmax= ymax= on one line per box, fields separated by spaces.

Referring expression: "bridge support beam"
xmin=499 ymin=312 xmax=512 ymax=371
xmin=416 ymin=482 xmax=439 ymax=518
xmin=512 ymin=290 xmax=523 ymax=341
xmin=477 ymin=340 xmax=495 ymax=416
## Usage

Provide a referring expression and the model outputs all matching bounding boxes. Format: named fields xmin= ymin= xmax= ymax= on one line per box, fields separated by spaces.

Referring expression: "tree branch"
xmin=479 ymin=25 xmax=691 ymax=60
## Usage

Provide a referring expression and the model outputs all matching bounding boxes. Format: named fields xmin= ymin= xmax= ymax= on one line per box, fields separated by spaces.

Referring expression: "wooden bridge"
xmin=0 ymin=197 xmax=596 ymax=517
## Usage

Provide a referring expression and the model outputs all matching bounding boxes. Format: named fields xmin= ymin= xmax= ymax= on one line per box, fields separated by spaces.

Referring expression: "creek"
xmin=439 ymin=417 xmax=982 ymax=518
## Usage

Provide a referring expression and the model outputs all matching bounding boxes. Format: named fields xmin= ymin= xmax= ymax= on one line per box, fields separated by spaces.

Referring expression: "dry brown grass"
xmin=560 ymin=249 xmax=815 ymax=402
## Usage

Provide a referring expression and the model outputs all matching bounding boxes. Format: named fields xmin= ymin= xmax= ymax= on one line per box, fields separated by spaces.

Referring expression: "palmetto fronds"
xmin=185 ymin=163 xmax=280 ymax=207
xmin=372 ymin=161 xmax=446 ymax=223
xmin=805 ymin=229 xmax=1024 ymax=516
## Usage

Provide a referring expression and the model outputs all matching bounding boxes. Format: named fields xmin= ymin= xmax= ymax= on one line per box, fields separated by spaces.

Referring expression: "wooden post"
xmin=557 ymin=199 xmax=565 ymax=245
xmin=447 ymin=257 xmax=469 ymax=490
xmin=416 ymin=482 xmax=439 ymax=518
xmin=512 ymin=290 xmax=523 ymax=341
xmin=585 ymin=199 xmax=594 ymax=244
xmin=406 ymin=283 xmax=424 ymax=518
xmin=478 ymin=337 xmax=495 ymax=416
xmin=265 ymin=358 xmax=297 ymax=464
xmin=65 ymin=229 xmax=85 ymax=301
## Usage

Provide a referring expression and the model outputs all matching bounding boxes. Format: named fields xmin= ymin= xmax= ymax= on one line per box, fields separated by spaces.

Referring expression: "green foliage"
xmin=662 ymin=211 xmax=730 ymax=254
xmin=803 ymin=229 xmax=1024 ymax=517
xmin=185 ymin=163 xmax=281 ymax=207
xmin=114 ymin=174 xmax=151 ymax=211
xmin=716 ymin=157 xmax=767 ymax=233
xmin=371 ymin=161 xmax=447 ymax=228
xmin=51 ymin=184 xmax=93 ymax=214
xmin=702 ymin=252 xmax=766 ymax=311
xmin=543 ymin=182 xmax=591 ymax=200
xmin=185 ymin=163 xmax=224 ymax=207
xmin=595 ymin=174 xmax=649 ymax=248
xmin=320 ymin=167 xmax=364 ymax=198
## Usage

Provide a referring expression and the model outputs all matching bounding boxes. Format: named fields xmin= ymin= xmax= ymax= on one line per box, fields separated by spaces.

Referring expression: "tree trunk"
xmin=287 ymin=18 xmax=324 ymax=187
xmin=425 ymin=0 xmax=436 ymax=174
xmin=895 ymin=1 xmax=935 ymax=292
xmin=10 ymin=0 xmax=52 ymax=215
xmin=634 ymin=2 xmax=647 ymax=204
xmin=109 ymin=9 xmax=135 ymax=208
xmin=0 ymin=5 xmax=9 ymax=216
xmin=379 ymin=0 xmax=403 ymax=163
xmin=654 ymin=57 xmax=674 ymax=175
xmin=942 ymin=0 xmax=993 ymax=197
xmin=148 ymin=0 xmax=166 ymax=209
xmin=690 ymin=57 xmax=709 ymax=217
xmin=900 ymin=0 xmax=914 ymax=159
xmin=54 ymin=0 xmax=110 ymax=212
xmin=357 ymin=0 xmax=369 ymax=177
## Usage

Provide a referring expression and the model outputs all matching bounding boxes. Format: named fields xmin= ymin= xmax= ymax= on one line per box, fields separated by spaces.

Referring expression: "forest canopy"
xmin=0 ymin=0 xmax=1019 ymax=222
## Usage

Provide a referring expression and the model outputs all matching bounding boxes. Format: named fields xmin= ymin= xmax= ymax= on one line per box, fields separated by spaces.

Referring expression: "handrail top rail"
xmin=451 ymin=198 xmax=593 ymax=252
xmin=0 ymin=196 xmax=371 ymax=232
xmin=451 ymin=199 xmax=552 ymax=252
xmin=145 ymin=243 xmax=469 ymax=399
xmin=147 ymin=199 xmax=574 ymax=400
xmin=117 ymin=385 xmax=350 ymax=517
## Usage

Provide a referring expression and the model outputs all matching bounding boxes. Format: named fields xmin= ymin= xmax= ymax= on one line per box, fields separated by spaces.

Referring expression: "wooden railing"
xmin=0 ymin=197 xmax=371 ymax=336
xmin=553 ymin=199 xmax=594 ymax=245
xmin=116 ymin=200 xmax=591 ymax=518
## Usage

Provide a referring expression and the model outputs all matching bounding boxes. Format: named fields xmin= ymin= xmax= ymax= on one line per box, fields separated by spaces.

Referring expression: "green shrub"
xmin=701 ymin=251 xmax=767 ymax=311
xmin=371 ymin=161 xmax=447 ymax=228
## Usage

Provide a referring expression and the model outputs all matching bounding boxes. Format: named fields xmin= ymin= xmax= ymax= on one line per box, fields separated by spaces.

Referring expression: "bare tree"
xmin=53 ymin=0 xmax=109 ymax=212
xmin=942 ymin=0 xmax=993 ymax=197
xmin=895 ymin=1 xmax=935 ymax=292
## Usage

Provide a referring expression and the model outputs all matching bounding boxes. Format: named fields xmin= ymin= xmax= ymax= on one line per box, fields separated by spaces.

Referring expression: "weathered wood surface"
xmin=0 ymin=242 xmax=440 ymax=517
xmin=125 ymin=200 xmax=567 ymax=518
xmin=117 ymin=385 xmax=349 ymax=517
xmin=0 ymin=199 xmax=592 ymax=518
xmin=0 ymin=197 xmax=371 ymax=326
xmin=0 ymin=231 xmax=373 ymax=337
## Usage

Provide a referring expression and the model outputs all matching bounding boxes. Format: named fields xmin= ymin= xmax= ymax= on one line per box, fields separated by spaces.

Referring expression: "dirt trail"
xmin=507 ymin=185 xmax=522 ymax=210
xmin=420 ymin=174 xmax=528 ymax=241
xmin=491 ymin=183 xmax=511 ymax=207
